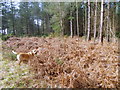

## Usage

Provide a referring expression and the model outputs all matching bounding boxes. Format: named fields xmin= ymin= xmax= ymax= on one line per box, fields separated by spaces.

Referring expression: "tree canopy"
xmin=1 ymin=1 xmax=120 ymax=41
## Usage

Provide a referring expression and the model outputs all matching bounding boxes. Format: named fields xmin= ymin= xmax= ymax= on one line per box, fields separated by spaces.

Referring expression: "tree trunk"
xmin=76 ymin=1 xmax=79 ymax=36
xmin=2 ymin=28 xmax=4 ymax=35
xmin=59 ymin=3 xmax=64 ymax=36
xmin=87 ymin=0 xmax=91 ymax=41
xmin=25 ymin=2 xmax=29 ymax=35
xmin=70 ymin=6 xmax=73 ymax=38
xmin=45 ymin=13 xmax=51 ymax=34
xmin=84 ymin=4 xmax=87 ymax=39
xmin=94 ymin=0 xmax=97 ymax=42
xmin=26 ymin=18 xmax=29 ymax=35
xmin=37 ymin=18 xmax=40 ymax=35
xmin=99 ymin=0 xmax=104 ymax=43
xmin=42 ymin=18 xmax=45 ymax=35
xmin=107 ymin=2 xmax=112 ymax=42
xmin=112 ymin=4 xmax=116 ymax=42
xmin=108 ymin=3 xmax=113 ymax=42
xmin=11 ymin=1 xmax=15 ymax=35
xmin=107 ymin=0 xmax=110 ymax=42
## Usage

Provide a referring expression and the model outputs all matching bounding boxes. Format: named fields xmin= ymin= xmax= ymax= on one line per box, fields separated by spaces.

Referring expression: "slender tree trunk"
xmin=37 ymin=18 xmax=40 ymax=35
xmin=12 ymin=14 xmax=15 ymax=35
xmin=2 ymin=27 xmax=4 ymax=35
xmin=107 ymin=17 xmax=110 ymax=42
xmin=87 ymin=0 xmax=91 ymax=41
xmin=83 ymin=13 xmax=84 ymax=36
xmin=112 ymin=5 xmax=116 ymax=42
xmin=76 ymin=1 xmax=79 ymax=36
xmin=25 ymin=2 xmax=29 ymax=35
xmin=26 ymin=18 xmax=29 ymax=35
xmin=99 ymin=0 xmax=104 ymax=43
xmin=11 ymin=1 xmax=15 ymax=35
xmin=20 ymin=19 xmax=24 ymax=35
xmin=42 ymin=19 xmax=45 ymax=35
xmin=113 ymin=12 xmax=115 ymax=34
xmin=58 ymin=3 xmax=64 ymax=36
xmin=107 ymin=0 xmax=110 ymax=42
xmin=84 ymin=4 xmax=87 ymax=39
xmin=70 ymin=6 xmax=73 ymax=38
xmin=3 ymin=30 xmax=5 ymax=35
xmin=109 ymin=9 xmax=112 ymax=41
xmin=94 ymin=0 xmax=97 ymax=42
xmin=46 ymin=13 xmax=51 ymax=33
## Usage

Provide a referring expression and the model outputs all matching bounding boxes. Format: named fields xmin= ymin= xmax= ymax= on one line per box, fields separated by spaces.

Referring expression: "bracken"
xmin=3 ymin=37 xmax=119 ymax=88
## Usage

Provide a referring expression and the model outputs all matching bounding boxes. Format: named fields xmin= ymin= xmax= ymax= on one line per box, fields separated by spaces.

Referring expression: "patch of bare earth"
xmin=3 ymin=37 xmax=119 ymax=88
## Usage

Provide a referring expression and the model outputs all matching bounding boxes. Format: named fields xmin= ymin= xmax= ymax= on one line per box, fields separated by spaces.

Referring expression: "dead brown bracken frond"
xmin=3 ymin=37 xmax=119 ymax=88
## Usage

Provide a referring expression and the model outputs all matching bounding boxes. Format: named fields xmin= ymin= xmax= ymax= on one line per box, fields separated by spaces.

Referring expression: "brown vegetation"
xmin=3 ymin=37 xmax=119 ymax=88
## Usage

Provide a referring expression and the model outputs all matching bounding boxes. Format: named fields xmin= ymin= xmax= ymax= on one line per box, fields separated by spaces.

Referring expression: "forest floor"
xmin=0 ymin=37 xmax=119 ymax=88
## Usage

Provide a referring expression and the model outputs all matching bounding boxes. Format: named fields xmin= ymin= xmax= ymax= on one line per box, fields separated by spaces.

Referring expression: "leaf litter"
xmin=3 ymin=37 xmax=119 ymax=88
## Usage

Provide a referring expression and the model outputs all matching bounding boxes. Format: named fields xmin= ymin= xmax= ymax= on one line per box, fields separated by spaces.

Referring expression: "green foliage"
xmin=68 ymin=16 xmax=74 ymax=20
xmin=9 ymin=53 xmax=17 ymax=61
xmin=0 ymin=59 xmax=32 ymax=88
xmin=1 ymin=48 xmax=49 ymax=88
xmin=115 ymin=30 xmax=120 ymax=38
xmin=3 ymin=51 xmax=17 ymax=61
xmin=64 ymin=35 xmax=69 ymax=38
xmin=1 ymin=2 xmax=119 ymax=42
xmin=116 ymin=3 xmax=120 ymax=15
xmin=49 ymin=33 xmax=57 ymax=37
xmin=0 ymin=34 xmax=13 ymax=41
xmin=42 ymin=34 xmax=49 ymax=38
xmin=55 ymin=58 xmax=64 ymax=65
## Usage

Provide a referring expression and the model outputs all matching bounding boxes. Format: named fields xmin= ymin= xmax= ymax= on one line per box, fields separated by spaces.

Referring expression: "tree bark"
xmin=94 ymin=0 xmax=97 ymax=42
xmin=87 ymin=0 xmax=91 ymax=41
xmin=112 ymin=3 xmax=116 ymax=42
xmin=11 ymin=1 xmax=15 ymax=35
xmin=42 ymin=18 xmax=45 ymax=35
xmin=84 ymin=4 xmax=87 ymax=39
xmin=37 ymin=18 xmax=40 ymax=35
xmin=70 ymin=5 xmax=73 ymax=38
xmin=26 ymin=18 xmax=29 ymax=35
xmin=76 ymin=1 xmax=79 ymax=36
xmin=99 ymin=0 xmax=104 ymax=43
xmin=25 ymin=2 xmax=29 ymax=35
xmin=107 ymin=0 xmax=110 ymax=42
xmin=58 ymin=3 xmax=64 ymax=36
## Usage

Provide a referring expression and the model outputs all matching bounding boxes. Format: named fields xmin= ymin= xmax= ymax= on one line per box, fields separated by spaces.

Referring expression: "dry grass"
xmin=3 ymin=37 xmax=119 ymax=88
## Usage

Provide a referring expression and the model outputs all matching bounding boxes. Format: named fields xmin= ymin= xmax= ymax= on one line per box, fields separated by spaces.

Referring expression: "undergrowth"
xmin=0 ymin=46 xmax=41 ymax=88
xmin=1 ymin=37 xmax=119 ymax=88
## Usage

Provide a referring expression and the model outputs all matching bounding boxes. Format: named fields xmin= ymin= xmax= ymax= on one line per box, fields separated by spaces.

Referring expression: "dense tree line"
xmin=1 ymin=1 xmax=120 ymax=42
